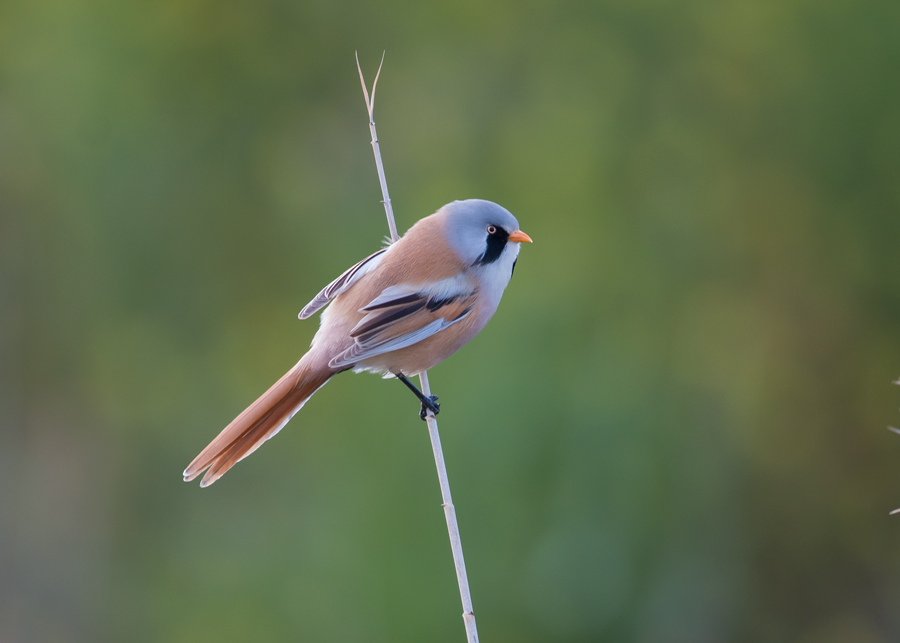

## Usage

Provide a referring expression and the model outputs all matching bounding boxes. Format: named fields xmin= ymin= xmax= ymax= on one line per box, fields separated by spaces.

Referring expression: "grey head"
xmin=440 ymin=199 xmax=526 ymax=269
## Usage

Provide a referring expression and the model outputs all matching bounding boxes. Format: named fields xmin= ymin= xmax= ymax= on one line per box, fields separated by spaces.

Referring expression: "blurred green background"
xmin=3 ymin=0 xmax=900 ymax=641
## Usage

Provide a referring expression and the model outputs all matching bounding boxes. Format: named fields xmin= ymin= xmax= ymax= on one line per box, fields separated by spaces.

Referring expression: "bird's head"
xmin=441 ymin=199 xmax=532 ymax=277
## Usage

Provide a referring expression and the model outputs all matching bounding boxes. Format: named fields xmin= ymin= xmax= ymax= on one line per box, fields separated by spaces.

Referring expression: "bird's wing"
xmin=328 ymin=278 xmax=477 ymax=369
xmin=298 ymin=248 xmax=388 ymax=319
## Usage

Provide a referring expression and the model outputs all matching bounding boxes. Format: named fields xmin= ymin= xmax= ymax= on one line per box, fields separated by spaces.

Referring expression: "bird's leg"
xmin=394 ymin=372 xmax=440 ymax=420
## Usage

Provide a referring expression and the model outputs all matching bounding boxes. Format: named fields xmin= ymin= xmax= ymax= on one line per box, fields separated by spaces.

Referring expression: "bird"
xmin=183 ymin=199 xmax=532 ymax=487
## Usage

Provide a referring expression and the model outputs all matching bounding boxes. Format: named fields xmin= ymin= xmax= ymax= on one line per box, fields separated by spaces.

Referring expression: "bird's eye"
xmin=487 ymin=225 xmax=497 ymax=235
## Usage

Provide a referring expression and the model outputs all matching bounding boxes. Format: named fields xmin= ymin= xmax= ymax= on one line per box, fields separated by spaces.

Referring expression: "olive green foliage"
xmin=2 ymin=1 xmax=900 ymax=641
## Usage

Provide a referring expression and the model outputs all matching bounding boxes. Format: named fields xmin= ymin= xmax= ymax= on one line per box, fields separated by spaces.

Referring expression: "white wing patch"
xmin=328 ymin=319 xmax=455 ymax=369
xmin=298 ymin=248 xmax=388 ymax=320
xmin=360 ymin=274 xmax=471 ymax=310
xmin=327 ymin=277 xmax=477 ymax=369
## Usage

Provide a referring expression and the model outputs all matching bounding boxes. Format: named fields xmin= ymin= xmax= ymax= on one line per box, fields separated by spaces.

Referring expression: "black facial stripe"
xmin=476 ymin=226 xmax=509 ymax=265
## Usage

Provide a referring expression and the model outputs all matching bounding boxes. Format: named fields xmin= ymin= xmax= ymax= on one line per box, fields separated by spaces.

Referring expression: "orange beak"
xmin=508 ymin=230 xmax=533 ymax=243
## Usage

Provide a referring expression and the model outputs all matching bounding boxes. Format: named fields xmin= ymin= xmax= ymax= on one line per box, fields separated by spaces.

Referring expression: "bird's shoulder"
xmin=316 ymin=215 xmax=474 ymax=320
xmin=375 ymin=214 xmax=466 ymax=284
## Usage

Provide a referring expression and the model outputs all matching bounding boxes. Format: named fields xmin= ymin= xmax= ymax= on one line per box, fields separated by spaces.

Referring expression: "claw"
xmin=420 ymin=395 xmax=440 ymax=421
xmin=395 ymin=373 xmax=442 ymax=421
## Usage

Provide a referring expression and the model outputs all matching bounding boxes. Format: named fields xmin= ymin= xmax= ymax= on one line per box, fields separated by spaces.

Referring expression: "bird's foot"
xmin=420 ymin=395 xmax=440 ymax=421
xmin=394 ymin=372 xmax=442 ymax=421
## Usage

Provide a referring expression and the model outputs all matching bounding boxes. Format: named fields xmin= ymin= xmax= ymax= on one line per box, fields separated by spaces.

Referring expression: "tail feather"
xmin=184 ymin=356 xmax=333 ymax=487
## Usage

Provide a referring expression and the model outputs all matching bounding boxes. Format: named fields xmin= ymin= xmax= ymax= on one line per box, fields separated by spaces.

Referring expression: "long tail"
xmin=183 ymin=354 xmax=334 ymax=487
